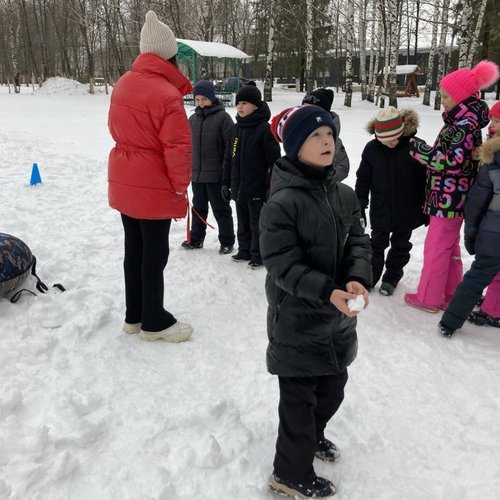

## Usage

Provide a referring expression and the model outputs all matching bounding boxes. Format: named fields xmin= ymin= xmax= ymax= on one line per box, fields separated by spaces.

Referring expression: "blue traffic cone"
xmin=30 ymin=163 xmax=42 ymax=186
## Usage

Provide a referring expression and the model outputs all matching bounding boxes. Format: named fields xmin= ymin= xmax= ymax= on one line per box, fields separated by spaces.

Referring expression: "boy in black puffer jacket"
xmin=182 ymin=80 xmax=235 ymax=254
xmin=261 ymin=105 xmax=371 ymax=498
xmin=355 ymin=106 xmax=427 ymax=296
xmin=222 ymin=83 xmax=281 ymax=268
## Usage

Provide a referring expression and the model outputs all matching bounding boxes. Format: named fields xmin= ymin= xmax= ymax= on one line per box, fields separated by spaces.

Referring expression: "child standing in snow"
xmin=438 ymin=101 xmax=500 ymax=336
xmin=181 ymin=80 xmax=235 ymax=254
xmin=302 ymin=88 xmax=350 ymax=181
xmin=221 ymin=83 xmax=280 ymax=268
xmin=260 ymin=105 xmax=371 ymax=498
xmin=355 ymin=106 xmax=426 ymax=296
xmin=405 ymin=60 xmax=499 ymax=313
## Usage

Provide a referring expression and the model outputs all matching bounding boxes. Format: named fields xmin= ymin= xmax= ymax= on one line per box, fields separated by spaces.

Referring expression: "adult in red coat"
xmin=108 ymin=11 xmax=193 ymax=342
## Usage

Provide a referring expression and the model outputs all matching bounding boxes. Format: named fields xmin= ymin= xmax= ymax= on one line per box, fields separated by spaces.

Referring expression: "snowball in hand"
xmin=347 ymin=294 xmax=365 ymax=312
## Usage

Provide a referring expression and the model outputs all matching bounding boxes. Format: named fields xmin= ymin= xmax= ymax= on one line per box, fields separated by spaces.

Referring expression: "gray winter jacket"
xmin=331 ymin=111 xmax=349 ymax=181
xmin=189 ymin=100 xmax=234 ymax=183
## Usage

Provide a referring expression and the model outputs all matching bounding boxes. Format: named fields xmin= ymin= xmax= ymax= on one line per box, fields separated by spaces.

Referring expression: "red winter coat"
xmin=108 ymin=53 xmax=193 ymax=219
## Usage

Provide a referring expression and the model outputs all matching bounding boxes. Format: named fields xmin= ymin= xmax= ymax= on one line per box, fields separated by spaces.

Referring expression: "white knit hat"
xmin=140 ymin=11 xmax=178 ymax=61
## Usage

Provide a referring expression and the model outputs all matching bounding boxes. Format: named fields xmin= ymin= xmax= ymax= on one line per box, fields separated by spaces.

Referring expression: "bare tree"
xmin=359 ymin=0 xmax=368 ymax=100
xmin=305 ymin=0 xmax=314 ymax=92
xmin=457 ymin=0 xmax=472 ymax=68
xmin=467 ymin=0 xmax=488 ymax=66
xmin=434 ymin=0 xmax=451 ymax=110
xmin=422 ymin=0 xmax=440 ymax=106
xmin=263 ymin=0 xmax=276 ymax=101
xmin=343 ymin=0 xmax=354 ymax=107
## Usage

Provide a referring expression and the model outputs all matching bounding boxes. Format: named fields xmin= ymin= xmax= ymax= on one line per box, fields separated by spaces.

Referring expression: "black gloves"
xmin=464 ymin=234 xmax=476 ymax=255
xmin=221 ymin=184 xmax=231 ymax=203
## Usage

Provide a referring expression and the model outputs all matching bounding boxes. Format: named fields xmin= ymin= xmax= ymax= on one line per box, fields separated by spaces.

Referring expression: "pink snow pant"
xmin=416 ymin=216 xmax=463 ymax=307
xmin=482 ymin=271 xmax=500 ymax=317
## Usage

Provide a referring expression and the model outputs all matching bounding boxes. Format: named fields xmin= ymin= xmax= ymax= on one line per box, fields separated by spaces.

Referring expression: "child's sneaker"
xmin=468 ymin=310 xmax=500 ymax=328
xmin=219 ymin=244 xmax=234 ymax=255
xmin=139 ymin=321 xmax=193 ymax=342
xmin=181 ymin=240 xmax=203 ymax=249
xmin=438 ymin=321 xmax=455 ymax=338
xmin=404 ymin=293 xmax=439 ymax=313
xmin=268 ymin=473 xmax=336 ymax=498
xmin=379 ymin=282 xmax=395 ymax=296
xmin=232 ymin=252 xmax=251 ymax=262
xmin=248 ymin=258 xmax=263 ymax=269
xmin=122 ymin=322 xmax=141 ymax=334
xmin=315 ymin=438 xmax=340 ymax=462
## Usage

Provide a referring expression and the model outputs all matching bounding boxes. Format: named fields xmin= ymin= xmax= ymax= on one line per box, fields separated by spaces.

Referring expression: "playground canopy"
xmin=176 ymin=39 xmax=249 ymax=85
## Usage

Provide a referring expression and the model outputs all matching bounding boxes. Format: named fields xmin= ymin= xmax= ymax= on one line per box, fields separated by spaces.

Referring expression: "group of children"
xmin=109 ymin=14 xmax=498 ymax=496
xmin=181 ymin=63 xmax=500 ymax=499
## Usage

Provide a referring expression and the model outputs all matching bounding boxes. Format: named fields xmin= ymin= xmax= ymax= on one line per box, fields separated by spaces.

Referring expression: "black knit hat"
xmin=193 ymin=80 xmax=216 ymax=103
xmin=302 ymin=88 xmax=334 ymax=112
xmin=235 ymin=84 xmax=262 ymax=107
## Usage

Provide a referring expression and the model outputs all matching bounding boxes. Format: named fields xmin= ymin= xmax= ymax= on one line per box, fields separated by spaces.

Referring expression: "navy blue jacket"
xmin=465 ymin=136 xmax=500 ymax=257
xmin=189 ymin=100 xmax=234 ymax=183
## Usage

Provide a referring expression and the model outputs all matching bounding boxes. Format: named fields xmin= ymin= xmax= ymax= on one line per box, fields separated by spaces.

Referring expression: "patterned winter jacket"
xmin=260 ymin=158 xmax=371 ymax=377
xmin=465 ymin=136 xmax=500 ymax=258
xmin=409 ymin=96 xmax=490 ymax=218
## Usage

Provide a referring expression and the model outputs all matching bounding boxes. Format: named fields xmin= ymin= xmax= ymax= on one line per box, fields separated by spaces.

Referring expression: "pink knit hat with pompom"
xmin=439 ymin=60 xmax=499 ymax=104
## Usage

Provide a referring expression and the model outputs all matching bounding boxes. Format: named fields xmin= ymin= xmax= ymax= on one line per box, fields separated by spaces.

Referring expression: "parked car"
xmin=215 ymin=77 xmax=251 ymax=92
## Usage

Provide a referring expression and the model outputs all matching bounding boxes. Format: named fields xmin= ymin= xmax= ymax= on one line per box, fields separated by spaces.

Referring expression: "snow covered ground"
xmin=1 ymin=79 xmax=500 ymax=500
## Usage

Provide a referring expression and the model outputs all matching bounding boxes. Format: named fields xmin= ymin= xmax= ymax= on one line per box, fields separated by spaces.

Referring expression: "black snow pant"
xmin=273 ymin=370 xmax=348 ymax=484
xmin=121 ymin=214 xmax=176 ymax=332
xmin=190 ymin=182 xmax=235 ymax=246
xmin=441 ymin=254 xmax=500 ymax=330
xmin=370 ymin=229 xmax=413 ymax=288
xmin=235 ymin=199 xmax=264 ymax=260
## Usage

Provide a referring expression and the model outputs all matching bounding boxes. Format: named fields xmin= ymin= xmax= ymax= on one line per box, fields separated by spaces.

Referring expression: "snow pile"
xmin=34 ymin=77 xmax=108 ymax=96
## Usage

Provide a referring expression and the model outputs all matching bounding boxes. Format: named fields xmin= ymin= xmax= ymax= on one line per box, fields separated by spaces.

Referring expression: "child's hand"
xmin=329 ymin=289 xmax=361 ymax=317
xmin=346 ymin=281 xmax=369 ymax=308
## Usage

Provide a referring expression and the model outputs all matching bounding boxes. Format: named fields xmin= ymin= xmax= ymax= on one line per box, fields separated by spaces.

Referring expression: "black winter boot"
xmin=315 ymin=438 xmax=340 ymax=462
xmin=468 ymin=310 xmax=500 ymax=328
xmin=438 ymin=321 xmax=455 ymax=338
xmin=269 ymin=473 xmax=336 ymax=498
xmin=181 ymin=240 xmax=203 ymax=250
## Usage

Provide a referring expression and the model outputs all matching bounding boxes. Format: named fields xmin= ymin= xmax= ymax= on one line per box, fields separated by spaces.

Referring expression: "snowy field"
xmin=1 ymin=78 xmax=499 ymax=500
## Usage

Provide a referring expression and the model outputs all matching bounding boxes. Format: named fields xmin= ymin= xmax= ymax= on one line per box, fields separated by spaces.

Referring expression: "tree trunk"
xmin=458 ymin=0 xmax=472 ymax=68
xmin=343 ymin=0 xmax=354 ymax=107
xmin=305 ymin=0 xmax=314 ymax=93
xmin=263 ymin=0 xmax=275 ymax=102
xmin=467 ymin=0 xmax=488 ymax=66
xmin=359 ymin=0 xmax=368 ymax=100
xmin=434 ymin=0 xmax=451 ymax=110
xmin=387 ymin=0 xmax=400 ymax=107
xmin=422 ymin=1 xmax=440 ymax=106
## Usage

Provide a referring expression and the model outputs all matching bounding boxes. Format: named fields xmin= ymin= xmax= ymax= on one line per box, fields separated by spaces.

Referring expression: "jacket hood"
xmin=366 ymin=108 xmax=419 ymax=137
xmin=131 ymin=53 xmax=193 ymax=96
xmin=480 ymin=136 xmax=500 ymax=164
xmin=331 ymin=111 xmax=341 ymax=135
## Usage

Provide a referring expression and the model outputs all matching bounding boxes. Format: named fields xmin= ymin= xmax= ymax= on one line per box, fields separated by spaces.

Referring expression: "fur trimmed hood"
xmin=366 ymin=108 xmax=419 ymax=137
xmin=480 ymin=136 xmax=500 ymax=165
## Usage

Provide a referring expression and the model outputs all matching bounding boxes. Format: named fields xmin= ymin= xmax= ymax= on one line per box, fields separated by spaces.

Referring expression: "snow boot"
xmin=315 ymin=438 xmax=340 ymax=462
xmin=231 ymin=252 xmax=251 ymax=262
xmin=219 ymin=244 xmax=234 ymax=255
xmin=379 ymin=282 xmax=395 ymax=296
xmin=438 ymin=321 xmax=455 ymax=338
xmin=269 ymin=474 xmax=336 ymax=498
xmin=139 ymin=321 xmax=193 ymax=342
xmin=468 ymin=310 xmax=500 ymax=328
xmin=248 ymin=257 xmax=263 ymax=269
xmin=404 ymin=293 xmax=439 ymax=313
xmin=123 ymin=322 xmax=141 ymax=334
xmin=181 ymin=240 xmax=203 ymax=250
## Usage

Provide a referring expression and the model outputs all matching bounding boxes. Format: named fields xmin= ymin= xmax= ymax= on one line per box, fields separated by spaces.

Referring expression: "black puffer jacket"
xmin=330 ymin=111 xmax=350 ymax=182
xmin=222 ymin=102 xmax=281 ymax=202
xmin=189 ymin=100 xmax=234 ymax=183
xmin=465 ymin=136 xmax=500 ymax=257
xmin=260 ymin=157 xmax=371 ymax=377
xmin=355 ymin=109 xmax=427 ymax=232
